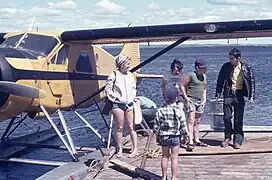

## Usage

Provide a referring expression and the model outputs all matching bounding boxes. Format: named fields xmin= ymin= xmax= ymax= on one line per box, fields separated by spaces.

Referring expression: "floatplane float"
xmin=0 ymin=18 xmax=272 ymax=179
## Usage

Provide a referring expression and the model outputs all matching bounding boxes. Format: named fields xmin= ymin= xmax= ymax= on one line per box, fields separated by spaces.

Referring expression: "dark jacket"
xmin=215 ymin=61 xmax=255 ymax=100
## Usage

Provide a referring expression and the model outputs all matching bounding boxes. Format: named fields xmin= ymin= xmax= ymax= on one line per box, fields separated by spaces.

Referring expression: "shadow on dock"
xmin=36 ymin=125 xmax=272 ymax=180
xmin=94 ymin=126 xmax=272 ymax=180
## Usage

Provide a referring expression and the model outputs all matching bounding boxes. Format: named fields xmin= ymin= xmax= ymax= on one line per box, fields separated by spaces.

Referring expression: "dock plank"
xmin=94 ymin=131 xmax=272 ymax=180
xmin=94 ymin=162 xmax=136 ymax=180
xmin=143 ymin=153 xmax=272 ymax=179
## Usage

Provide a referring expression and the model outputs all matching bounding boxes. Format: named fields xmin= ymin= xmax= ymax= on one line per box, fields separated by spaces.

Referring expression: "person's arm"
xmin=248 ymin=65 xmax=255 ymax=101
xmin=162 ymin=78 xmax=167 ymax=100
xmin=176 ymin=109 xmax=189 ymax=136
xmin=131 ymin=73 xmax=137 ymax=100
xmin=215 ymin=64 xmax=226 ymax=98
xmin=179 ymin=74 xmax=190 ymax=103
xmin=180 ymin=118 xmax=189 ymax=136
xmin=105 ymin=72 xmax=117 ymax=102
xmin=134 ymin=98 xmax=142 ymax=107
xmin=153 ymin=110 xmax=161 ymax=133
xmin=201 ymin=75 xmax=207 ymax=105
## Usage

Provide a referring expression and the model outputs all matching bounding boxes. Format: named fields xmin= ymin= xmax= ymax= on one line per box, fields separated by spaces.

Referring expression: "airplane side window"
xmin=76 ymin=51 xmax=93 ymax=73
xmin=56 ymin=45 xmax=69 ymax=64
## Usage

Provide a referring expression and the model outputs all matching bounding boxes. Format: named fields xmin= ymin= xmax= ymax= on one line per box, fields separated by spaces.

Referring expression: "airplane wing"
xmin=61 ymin=19 xmax=272 ymax=44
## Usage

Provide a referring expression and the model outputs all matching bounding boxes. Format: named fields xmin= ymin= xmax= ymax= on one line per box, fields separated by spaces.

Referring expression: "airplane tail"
xmin=117 ymin=23 xmax=141 ymax=72
xmin=118 ymin=42 xmax=140 ymax=72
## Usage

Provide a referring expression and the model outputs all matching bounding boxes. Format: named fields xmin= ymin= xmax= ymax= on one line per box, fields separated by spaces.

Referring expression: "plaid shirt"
xmin=154 ymin=103 xmax=188 ymax=136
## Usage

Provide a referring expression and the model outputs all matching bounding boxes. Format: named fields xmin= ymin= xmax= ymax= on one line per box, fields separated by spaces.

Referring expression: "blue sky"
xmin=1 ymin=0 xmax=272 ymax=44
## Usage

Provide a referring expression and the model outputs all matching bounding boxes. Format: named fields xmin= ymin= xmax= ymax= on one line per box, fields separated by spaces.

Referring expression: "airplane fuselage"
xmin=0 ymin=31 xmax=120 ymax=120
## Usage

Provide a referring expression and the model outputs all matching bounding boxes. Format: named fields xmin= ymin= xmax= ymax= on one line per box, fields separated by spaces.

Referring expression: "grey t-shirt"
xmin=163 ymin=71 xmax=183 ymax=96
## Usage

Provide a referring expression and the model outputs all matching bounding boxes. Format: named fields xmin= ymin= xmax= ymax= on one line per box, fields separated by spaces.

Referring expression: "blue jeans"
xmin=159 ymin=135 xmax=180 ymax=147
xmin=223 ymin=90 xmax=245 ymax=145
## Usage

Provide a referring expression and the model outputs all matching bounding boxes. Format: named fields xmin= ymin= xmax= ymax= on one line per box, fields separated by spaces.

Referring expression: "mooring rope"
xmin=86 ymin=159 xmax=99 ymax=173
xmin=143 ymin=147 xmax=162 ymax=158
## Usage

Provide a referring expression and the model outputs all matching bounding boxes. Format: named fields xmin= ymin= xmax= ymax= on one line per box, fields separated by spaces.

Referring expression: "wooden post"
xmin=134 ymin=130 xmax=155 ymax=180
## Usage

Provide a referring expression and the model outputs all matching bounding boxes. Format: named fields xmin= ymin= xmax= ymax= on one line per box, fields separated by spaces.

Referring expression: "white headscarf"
xmin=115 ymin=54 xmax=130 ymax=68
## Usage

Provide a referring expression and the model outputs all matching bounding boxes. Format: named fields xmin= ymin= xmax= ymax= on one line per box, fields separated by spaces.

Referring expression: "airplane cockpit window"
xmin=55 ymin=45 xmax=69 ymax=64
xmin=76 ymin=51 xmax=93 ymax=73
xmin=0 ymin=33 xmax=59 ymax=58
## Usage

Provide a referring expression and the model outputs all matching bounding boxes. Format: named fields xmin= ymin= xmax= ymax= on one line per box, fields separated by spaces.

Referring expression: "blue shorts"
xmin=159 ymin=135 xmax=180 ymax=147
xmin=112 ymin=102 xmax=133 ymax=111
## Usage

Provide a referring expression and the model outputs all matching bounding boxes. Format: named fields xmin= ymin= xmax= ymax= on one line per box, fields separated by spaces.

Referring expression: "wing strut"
xmin=130 ymin=37 xmax=190 ymax=72
xmin=72 ymin=37 xmax=190 ymax=109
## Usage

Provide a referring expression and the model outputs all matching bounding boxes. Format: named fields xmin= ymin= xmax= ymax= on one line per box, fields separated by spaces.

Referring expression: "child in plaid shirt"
xmin=155 ymin=88 xmax=189 ymax=180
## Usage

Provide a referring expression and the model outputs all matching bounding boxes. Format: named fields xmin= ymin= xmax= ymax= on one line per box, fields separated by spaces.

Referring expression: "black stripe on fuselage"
xmin=13 ymin=68 xmax=109 ymax=81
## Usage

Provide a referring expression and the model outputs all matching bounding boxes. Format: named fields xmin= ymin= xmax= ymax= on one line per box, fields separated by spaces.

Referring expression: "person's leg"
xmin=192 ymin=113 xmax=207 ymax=147
xmin=125 ymin=108 xmax=138 ymax=156
xmin=186 ymin=110 xmax=195 ymax=150
xmin=193 ymin=112 xmax=201 ymax=142
xmin=187 ymin=111 xmax=195 ymax=143
xmin=193 ymin=114 xmax=208 ymax=146
xmin=233 ymin=92 xmax=245 ymax=147
xmin=111 ymin=108 xmax=125 ymax=155
xmin=221 ymin=98 xmax=233 ymax=147
xmin=170 ymin=144 xmax=180 ymax=180
xmin=161 ymin=146 xmax=170 ymax=180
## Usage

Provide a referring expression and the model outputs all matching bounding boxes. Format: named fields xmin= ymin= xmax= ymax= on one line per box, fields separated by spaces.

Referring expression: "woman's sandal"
xmin=128 ymin=152 xmax=139 ymax=158
xmin=116 ymin=151 xmax=123 ymax=158
xmin=194 ymin=141 xmax=208 ymax=147
xmin=186 ymin=144 xmax=194 ymax=152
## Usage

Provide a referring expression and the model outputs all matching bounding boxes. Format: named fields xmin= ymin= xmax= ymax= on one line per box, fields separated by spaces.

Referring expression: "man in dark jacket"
xmin=215 ymin=48 xmax=255 ymax=149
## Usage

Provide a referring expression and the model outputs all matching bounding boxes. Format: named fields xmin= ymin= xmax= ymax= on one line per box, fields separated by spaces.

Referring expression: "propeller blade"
xmin=0 ymin=81 xmax=46 ymax=99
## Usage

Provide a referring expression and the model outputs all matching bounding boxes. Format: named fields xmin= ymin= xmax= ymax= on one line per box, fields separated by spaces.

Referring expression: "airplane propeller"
xmin=0 ymin=81 xmax=46 ymax=99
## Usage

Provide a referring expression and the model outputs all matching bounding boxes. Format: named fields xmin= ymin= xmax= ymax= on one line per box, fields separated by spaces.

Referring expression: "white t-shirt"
xmin=163 ymin=71 xmax=183 ymax=95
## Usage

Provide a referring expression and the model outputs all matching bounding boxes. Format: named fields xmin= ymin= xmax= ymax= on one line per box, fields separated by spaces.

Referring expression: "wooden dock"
xmin=90 ymin=126 xmax=272 ymax=180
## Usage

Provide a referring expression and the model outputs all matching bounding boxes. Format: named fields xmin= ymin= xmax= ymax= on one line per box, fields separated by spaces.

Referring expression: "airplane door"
xmin=71 ymin=46 xmax=100 ymax=108
xmin=47 ymin=44 xmax=74 ymax=108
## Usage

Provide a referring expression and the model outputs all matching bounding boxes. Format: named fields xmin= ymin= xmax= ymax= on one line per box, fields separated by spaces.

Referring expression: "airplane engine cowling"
xmin=0 ymin=48 xmax=40 ymax=121
xmin=0 ymin=55 xmax=14 ymax=108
